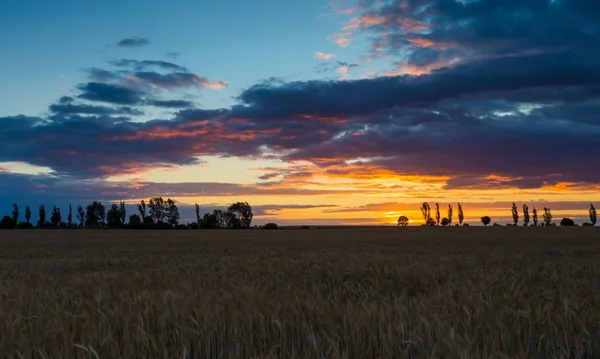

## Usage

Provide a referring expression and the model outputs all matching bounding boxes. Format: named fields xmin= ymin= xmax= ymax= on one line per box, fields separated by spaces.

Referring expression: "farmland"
xmin=0 ymin=227 xmax=599 ymax=358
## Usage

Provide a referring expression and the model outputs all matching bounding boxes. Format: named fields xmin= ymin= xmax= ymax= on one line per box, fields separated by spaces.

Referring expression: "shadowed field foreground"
xmin=1 ymin=228 xmax=599 ymax=358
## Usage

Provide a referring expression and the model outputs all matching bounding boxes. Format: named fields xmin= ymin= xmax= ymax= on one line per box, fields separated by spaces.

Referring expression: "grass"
xmin=0 ymin=227 xmax=599 ymax=358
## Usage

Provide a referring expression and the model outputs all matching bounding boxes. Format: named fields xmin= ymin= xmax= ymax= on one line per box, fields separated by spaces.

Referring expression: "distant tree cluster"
xmin=1 ymin=199 xmax=256 ymax=230
xmin=398 ymin=202 xmax=463 ymax=226
xmin=396 ymin=202 xmax=597 ymax=227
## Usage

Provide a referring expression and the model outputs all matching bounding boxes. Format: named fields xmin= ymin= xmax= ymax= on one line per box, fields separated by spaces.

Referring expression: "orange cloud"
xmin=396 ymin=17 xmax=429 ymax=32
xmin=330 ymin=32 xmax=352 ymax=47
xmin=383 ymin=58 xmax=460 ymax=76
xmin=315 ymin=51 xmax=336 ymax=60
xmin=208 ymin=81 xmax=228 ymax=90
xmin=343 ymin=14 xmax=389 ymax=31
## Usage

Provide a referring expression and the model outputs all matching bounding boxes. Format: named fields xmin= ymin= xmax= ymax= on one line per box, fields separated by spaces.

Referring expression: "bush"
xmin=463 ymin=223 xmax=470 ymax=227
xmin=0 ymin=216 xmax=15 ymax=229
xmin=583 ymin=222 xmax=594 ymax=227
xmin=560 ymin=218 xmax=576 ymax=226
xmin=263 ymin=223 xmax=279 ymax=229
xmin=301 ymin=225 xmax=310 ymax=230
xmin=17 ymin=222 xmax=33 ymax=229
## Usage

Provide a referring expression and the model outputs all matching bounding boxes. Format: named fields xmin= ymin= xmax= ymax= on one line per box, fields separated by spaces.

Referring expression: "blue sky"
xmin=1 ymin=0 xmax=371 ymax=116
xmin=1 ymin=0 xmax=599 ymax=226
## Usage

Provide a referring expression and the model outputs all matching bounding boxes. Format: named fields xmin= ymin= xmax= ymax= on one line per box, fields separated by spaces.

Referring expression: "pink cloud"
xmin=315 ymin=51 xmax=336 ymax=60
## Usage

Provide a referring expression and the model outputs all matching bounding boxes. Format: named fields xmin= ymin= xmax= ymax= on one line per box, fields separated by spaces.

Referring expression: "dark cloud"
xmin=87 ymin=68 xmax=124 ymax=82
xmin=146 ymin=99 xmax=195 ymax=108
xmin=132 ymin=71 xmax=219 ymax=89
xmin=49 ymin=103 xmax=144 ymax=116
xmin=110 ymin=59 xmax=187 ymax=72
xmin=2 ymin=2 xmax=600 ymax=190
xmin=117 ymin=37 xmax=150 ymax=48
xmin=77 ymin=82 xmax=144 ymax=105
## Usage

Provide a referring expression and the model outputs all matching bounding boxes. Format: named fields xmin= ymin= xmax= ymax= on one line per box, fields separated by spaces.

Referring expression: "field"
xmin=0 ymin=227 xmax=599 ymax=358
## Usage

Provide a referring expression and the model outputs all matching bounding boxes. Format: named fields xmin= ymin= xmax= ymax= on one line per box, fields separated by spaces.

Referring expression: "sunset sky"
xmin=1 ymin=0 xmax=599 ymax=225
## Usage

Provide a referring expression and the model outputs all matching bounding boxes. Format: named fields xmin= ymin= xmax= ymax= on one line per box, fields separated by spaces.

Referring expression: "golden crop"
xmin=0 ymin=227 xmax=598 ymax=358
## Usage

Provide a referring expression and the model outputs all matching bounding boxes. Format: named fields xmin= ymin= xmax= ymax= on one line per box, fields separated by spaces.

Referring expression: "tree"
xmin=67 ymin=203 xmax=72 ymax=226
xmin=50 ymin=206 xmax=62 ymax=226
xmin=166 ymin=199 xmax=180 ymax=226
xmin=76 ymin=205 xmax=85 ymax=226
xmin=457 ymin=202 xmax=464 ymax=226
xmin=24 ymin=205 xmax=31 ymax=224
xmin=38 ymin=204 xmax=46 ymax=227
xmin=138 ymin=200 xmax=147 ymax=221
xmin=106 ymin=204 xmax=122 ymax=227
xmin=532 ymin=207 xmax=538 ymax=226
xmin=397 ymin=216 xmax=409 ymax=226
xmin=481 ymin=216 xmax=491 ymax=226
xmin=441 ymin=218 xmax=450 ymax=226
xmin=85 ymin=201 xmax=106 ymax=227
xmin=435 ymin=203 xmax=441 ymax=226
xmin=149 ymin=197 xmax=167 ymax=223
xmin=195 ymin=203 xmax=200 ymax=225
xmin=119 ymin=201 xmax=126 ymax=225
xmin=200 ymin=210 xmax=228 ymax=229
xmin=447 ymin=204 xmax=453 ymax=226
xmin=543 ymin=207 xmax=552 ymax=226
xmin=522 ymin=204 xmax=530 ymax=226
xmin=590 ymin=204 xmax=597 ymax=226
xmin=12 ymin=203 xmax=19 ymax=224
xmin=227 ymin=202 xmax=253 ymax=228
xmin=129 ymin=214 xmax=142 ymax=226
xmin=511 ymin=202 xmax=519 ymax=226
xmin=426 ymin=218 xmax=436 ymax=226
xmin=263 ymin=223 xmax=279 ymax=229
xmin=560 ymin=218 xmax=575 ymax=226
xmin=420 ymin=202 xmax=431 ymax=225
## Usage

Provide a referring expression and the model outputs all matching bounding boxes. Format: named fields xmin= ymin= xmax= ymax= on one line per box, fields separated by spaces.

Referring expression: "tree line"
xmin=0 ymin=198 xmax=259 ymax=230
xmin=398 ymin=202 xmax=597 ymax=227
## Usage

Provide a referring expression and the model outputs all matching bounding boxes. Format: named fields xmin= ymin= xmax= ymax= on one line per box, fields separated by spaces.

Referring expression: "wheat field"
xmin=0 ymin=227 xmax=599 ymax=358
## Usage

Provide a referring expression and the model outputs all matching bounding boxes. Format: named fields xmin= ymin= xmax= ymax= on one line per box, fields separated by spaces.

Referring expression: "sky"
xmin=1 ymin=0 xmax=599 ymax=225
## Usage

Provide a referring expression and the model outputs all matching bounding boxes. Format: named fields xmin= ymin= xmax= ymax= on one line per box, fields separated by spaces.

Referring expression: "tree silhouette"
xmin=441 ymin=217 xmax=450 ymax=226
xmin=447 ymin=204 xmax=453 ymax=226
xmin=137 ymin=200 xmax=147 ymax=221
xmin=85 ymin=201 xmax=106 ymax=227
xmin=149 ymin=197 xmax=167 ymax=223
xmin=420 ymin=202 xmax=431 ymax=225
xmin=590 ymin=204 xmax=597 ymax=226
xmin=76 ymin=205 xmax=85 ymax=226
xmin=457 ymin=202 xmax=464 ymax=226
xmin=67 ymin=203 xmax=72 ymax=226
xmin=397 ymin=216 xmax=409 ymax=226
xmin=50 ymin=206 xmax=62 ymax=226
xmin=522 ymin=204 xmax=530 ymax=226
xmin=195 ymin=203 xmax=200 ymax=225
xmin=532 ymin=207 xmax=538 ymax=226
xmin=25 ymin=205 xmax=31 ymax=224
xmin=106 ymin=204 xmax=122 ymax=227
xmin=543 ymin=207 xmax=552 ymax=226
xmin=166 ymin=199 xmax=180 ymax=226
xmin=435 ymin=203 xmax=441 ymax=226
xmin=511 ymin=202 xmax=519 ymax=226
xmin=119 ymin=201 xmax=126 ymax=225
xmin=227 ymin=202 xmax=253 ymax=228
xmin=481 ymin=216 xmax=491 ymax=226
xmin=129 ymin=214 xmax=142 ymax=225
xmin=38 ymin=204 xmax=46 ymax=227
xmin=12 ymin=203 xmax=19 ymax=224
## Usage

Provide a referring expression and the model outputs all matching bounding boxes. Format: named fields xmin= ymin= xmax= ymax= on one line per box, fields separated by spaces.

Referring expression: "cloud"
xmin=110 ymin=59 xmax=187 ymax=72
xmin=166 ymin=52 xmax=180 ymax=60
xmin=49 ymin=103 xmax=144 ymax=116
xmin=315 ymin=51 xmax=336 ymax=60
xmin=129 ymin=72 xmax=229 ymax=90
xmin=146 ymin=99 xmax=195 ymax=108
xmin=77 ymin=82 xmax=144 ymax=105
xmin=117 ymin=37 xmax=150 ymax=48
